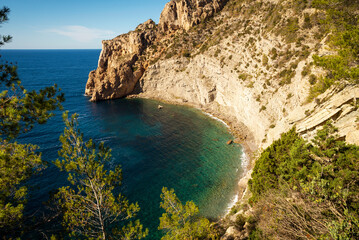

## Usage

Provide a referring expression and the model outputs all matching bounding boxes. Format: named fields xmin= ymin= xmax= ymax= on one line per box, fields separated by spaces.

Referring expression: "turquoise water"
xmin=1 ymin=50 xmax=244 ymax=239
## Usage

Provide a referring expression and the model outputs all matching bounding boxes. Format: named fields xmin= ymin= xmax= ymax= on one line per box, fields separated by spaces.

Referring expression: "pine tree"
xmin=55 ymin=112 xmax=148 ymax=240
xmin=0 ymin=6 xmax=64 ymax=237
xmin=159 ymin=187 xmax=216 ymax=240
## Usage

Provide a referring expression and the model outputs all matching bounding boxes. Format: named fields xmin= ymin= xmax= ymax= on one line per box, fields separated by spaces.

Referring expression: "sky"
xmin=1 ymin=0 xmax=169 ymax=49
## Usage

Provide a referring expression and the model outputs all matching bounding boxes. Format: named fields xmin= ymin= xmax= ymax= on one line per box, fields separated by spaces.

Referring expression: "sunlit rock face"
xmin=85 ymin=0 xmax=227 ymax=102
xmin=158 ymin=0 xmax=228 ymax=32
xmin=85 ymin=19 xmax=157 ymax=101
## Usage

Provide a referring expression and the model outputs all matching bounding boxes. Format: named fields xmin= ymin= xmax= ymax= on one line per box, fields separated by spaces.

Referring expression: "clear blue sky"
xmin=1 ymin=0 xmax=169 ymax=49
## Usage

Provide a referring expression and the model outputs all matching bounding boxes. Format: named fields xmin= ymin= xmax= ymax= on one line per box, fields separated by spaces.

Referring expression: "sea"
xmin=1 ymin=49 xmax=245 ymax=239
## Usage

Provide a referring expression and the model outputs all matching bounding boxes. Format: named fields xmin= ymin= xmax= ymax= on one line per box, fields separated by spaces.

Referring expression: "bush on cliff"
xmin=248 ymin=122 xmax=359 ymax=239
xmin=309 ymin=0 xmax=359 ymax=100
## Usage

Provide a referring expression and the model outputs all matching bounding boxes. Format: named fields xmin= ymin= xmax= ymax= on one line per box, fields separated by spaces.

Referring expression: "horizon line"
xmin=1 ymin=48 xmax=102 ymax=50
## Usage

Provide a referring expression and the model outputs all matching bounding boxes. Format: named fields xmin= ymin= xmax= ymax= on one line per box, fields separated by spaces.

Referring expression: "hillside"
xmin=85 ymin=0 xmax=359 ymax=238
xmin=85 ymin=0 xmax=359 ymax=150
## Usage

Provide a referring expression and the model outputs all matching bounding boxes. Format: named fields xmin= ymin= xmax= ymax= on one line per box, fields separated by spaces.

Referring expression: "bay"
xmin=1 ymin=50 xmax=244 ymax=239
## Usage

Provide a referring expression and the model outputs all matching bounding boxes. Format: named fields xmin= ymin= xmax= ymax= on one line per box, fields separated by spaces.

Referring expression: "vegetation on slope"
xmin=246 ymin=123 xmax=359 ymax=239
xmin=309 ymin=0 xmax=359 ymax=100
xmin=143 ymin=0 xmax=359 ymax=105
xmin=159 ymin=187 xmax=217 ymax=240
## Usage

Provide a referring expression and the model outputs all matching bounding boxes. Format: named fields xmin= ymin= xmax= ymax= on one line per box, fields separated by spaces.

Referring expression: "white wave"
xmin=223 ymin=150 xmax=250 ymax=216
xmin=202 ymin=112 xmax=230 ymax=129
xmin=95 ymin=136 xmax=117 ymax=142
xmin=226 ymin=193 xmax=239 ymax=214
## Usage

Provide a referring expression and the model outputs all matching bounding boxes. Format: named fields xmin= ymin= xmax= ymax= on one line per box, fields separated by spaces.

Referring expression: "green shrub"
xmin=281 ymin=17 xmax=299 ymax=42
xmin=238 ymin=73 xmax=250 ymax=81
xmin=303 ymin=13 xmax=312 ymax=29
xmin=307 ymin=76 xmax=334 ymax=102
xmin=301 ymin=65 xmax=311 ymax=77
xmin=214 ymin=48 xmax=221 ymax=58
xmin=249 ymin=122 xmax=359 ymax=225
xmin=246 ymin=81 xmax=254 ymax=88
xmin=182 ymin=50 xmax=191 ymax=58
xmin=309 ymin=74 xmax=317 ymax=85
xmin=310 ymin=0 xmax=359 ymax=89
xmin=270 ymin=48 xmax=278 ymax=60
xmin=235 ymin=214 xmax=246 ymax=231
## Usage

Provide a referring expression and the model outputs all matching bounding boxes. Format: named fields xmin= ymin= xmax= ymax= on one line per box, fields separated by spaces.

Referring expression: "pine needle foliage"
xmin=0 ymin=6 xmax=64 ymax=237
xmin=159 ymin=187 xmax=217 ymax=240
xmin=249 ymin=122 xmax=359 ymax=239
xmin=55 ymin=112 xmax=148 ymax=240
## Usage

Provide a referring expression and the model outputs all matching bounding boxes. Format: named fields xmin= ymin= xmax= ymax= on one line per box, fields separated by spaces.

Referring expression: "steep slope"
xmin=85 ymin=20 xmax=157 ymax=101
xmin=85 ymin=0 xmax=359 ymax=150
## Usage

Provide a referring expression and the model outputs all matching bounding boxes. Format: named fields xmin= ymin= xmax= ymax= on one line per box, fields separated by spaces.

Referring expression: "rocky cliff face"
xmin=85 ymin=0 xmax=359 ymax=149
xmin=85 ymin=0 xmax=227 ymax=102
xmin=158 ymin=0 xmax=228 ymax=32
xmin=85 ymin=20 xmax=157 ymax=101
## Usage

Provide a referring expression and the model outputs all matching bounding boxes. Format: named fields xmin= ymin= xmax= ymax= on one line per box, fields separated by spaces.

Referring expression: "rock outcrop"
xmin=85 ymin=0 xmax=228 ymax=102
xmin=85 ymin=19 xmax=157 ymax=101
xmin=158 ymin=0 xmax=228 ymax=32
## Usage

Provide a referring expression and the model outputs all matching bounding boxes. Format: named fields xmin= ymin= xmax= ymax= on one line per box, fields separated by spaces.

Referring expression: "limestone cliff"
xmin=85 ymin=19 xmax=157 ymax=101
xmin=85 ymin=0 xmax=359 ymax=149
xmin=158 ymin=0 xmax=228 ymax=32
xmin=85 ymin=0 xmax=227 ymax=102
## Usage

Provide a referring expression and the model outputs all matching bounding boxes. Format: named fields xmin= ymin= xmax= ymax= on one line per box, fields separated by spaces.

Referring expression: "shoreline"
xmin=127 ymin=94 xmax=257 ymax=218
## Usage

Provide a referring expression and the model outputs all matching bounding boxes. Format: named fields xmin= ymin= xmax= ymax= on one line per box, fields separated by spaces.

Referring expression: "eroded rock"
xmin=159 ymin=0 xmax=228 ymax=32
xmin=85 ymin=19 xmax=157 ymax=101
xmin=85 ymin=0 xmax=227 ymax=101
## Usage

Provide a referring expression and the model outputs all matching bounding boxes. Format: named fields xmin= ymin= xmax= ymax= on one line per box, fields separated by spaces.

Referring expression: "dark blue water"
xmin=1 ymin=50 xmax=244 ymax=239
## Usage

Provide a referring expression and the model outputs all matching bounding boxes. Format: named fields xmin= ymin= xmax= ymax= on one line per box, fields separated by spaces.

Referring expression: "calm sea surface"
xmin=1 ymin=50 xmax=244 ymax=239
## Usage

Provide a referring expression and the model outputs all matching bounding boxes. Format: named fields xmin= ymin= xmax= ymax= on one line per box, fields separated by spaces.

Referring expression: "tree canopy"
xmin=248 ymin=123 xmax=359 ymax=239
xmin=55 ymin=112 xmax=148 ymax=240
xmin=159 ymin=187 xmax=216 ymax=240
xmin=0 ymin=6 xmax=64 ymax=238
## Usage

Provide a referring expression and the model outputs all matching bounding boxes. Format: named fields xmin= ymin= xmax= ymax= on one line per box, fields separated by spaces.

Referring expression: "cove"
xmin=2 ymin=50 xmax=245 ymax=239
xmin=88 ymin=98 xmax=245 ymax=238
